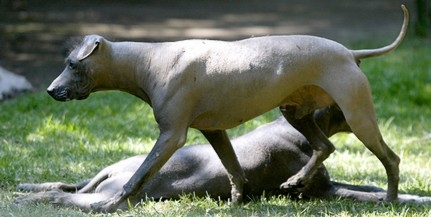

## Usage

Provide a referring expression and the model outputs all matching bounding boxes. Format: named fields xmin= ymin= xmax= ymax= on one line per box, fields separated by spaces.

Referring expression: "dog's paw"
xmin=14 ymin=189 xmax=64 ymax=205
xmin=18 ymin=182 xmax=66 ymax=192
xmin=90 ymin=191 xmax=125 ymax=213
xmin=280 ymin=174 xmax=306 ymax=190
xmin=90 ymin=199 xmax=118 ymax=213
xmin=14 ymin=194 xmax=34 ymax=205
xmin=17 ymin=183 xmax=38 ymax=192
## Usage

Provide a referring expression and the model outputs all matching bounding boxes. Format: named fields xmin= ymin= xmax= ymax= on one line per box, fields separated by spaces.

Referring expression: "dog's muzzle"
xmin=47 ymin=86 xmax=71 ymax=101
xmin=48 ymin=86 xmax=91 ymax=101
xmin=47 ymin=85 xmax=90 ymax=101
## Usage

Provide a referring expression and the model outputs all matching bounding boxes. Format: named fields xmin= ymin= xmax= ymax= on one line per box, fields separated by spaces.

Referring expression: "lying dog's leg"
xmin=15 ymin=190 xmax=118 ymax=212
xmin=18 ymin=181 xmax=89 ymax=193
xmin=91 ymin=124 xmax=189 ymax=212
xmin=279 ymin=106 xmax=335 ymax=189
xmin=78 ymin=166 xmax=111 ymax=193
xmin=201 ymin=130 xmax=247 ymax=203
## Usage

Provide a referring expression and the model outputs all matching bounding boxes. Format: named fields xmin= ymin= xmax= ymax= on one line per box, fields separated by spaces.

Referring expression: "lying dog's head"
xmin=47 ymin=35 xmax=108 ymax=101
xmin=314 ymin=105 xmax=352 ymax=136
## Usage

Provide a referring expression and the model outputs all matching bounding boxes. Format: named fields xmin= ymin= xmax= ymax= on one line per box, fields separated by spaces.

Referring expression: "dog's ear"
xmin=76 ymin=35 xmax=103 ymax=61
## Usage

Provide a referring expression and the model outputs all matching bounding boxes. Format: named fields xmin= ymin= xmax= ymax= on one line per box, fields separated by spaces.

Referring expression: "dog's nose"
xmin=47 ymin=87 xmax=59 ymax=98
xmin=46 ymin=86 xmax=69 ymax=101
xmin=46 ymin=88 xmax=54 ymax=97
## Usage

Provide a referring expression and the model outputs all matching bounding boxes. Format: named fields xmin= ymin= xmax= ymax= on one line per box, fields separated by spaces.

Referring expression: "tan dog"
xmin=16 ymin=107 xmax=431 ymax=212
xmin=46 ymin=6 xmax=408 ymax=212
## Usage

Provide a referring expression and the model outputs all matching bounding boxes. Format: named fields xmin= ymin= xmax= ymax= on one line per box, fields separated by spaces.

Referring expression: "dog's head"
xmin=47 ymin=35 xmax=109 ymax=101
xmin=314 ymin=105 xmax=352 ymax=136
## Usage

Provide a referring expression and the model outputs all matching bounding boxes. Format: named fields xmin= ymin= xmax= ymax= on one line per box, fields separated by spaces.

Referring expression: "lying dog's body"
xmin=45 ymin=6 xmax=409 ymax=211
xmin=16 ymin=108 xmax=431 ymax=212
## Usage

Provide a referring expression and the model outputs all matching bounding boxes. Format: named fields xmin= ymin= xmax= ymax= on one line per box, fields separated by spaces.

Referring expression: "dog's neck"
xmin=104 ymin=41 xmax=156 ymax=105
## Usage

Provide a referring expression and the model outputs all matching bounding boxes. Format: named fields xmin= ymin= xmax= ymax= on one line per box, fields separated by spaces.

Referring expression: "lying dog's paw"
xmin=17 ymin=182 xmax=66 ymax=192
xmin=17 ymin=183 xmax=38 ymax=192
xmin=90 ymin=190 xmax=125 ymax=212
xmin=14 ymin=195 xmax=33 ymax=205
xmin=280 ymin=174 xmax=306 ymax=190
xmin=14 ymin=189 xmax=64 ymax=205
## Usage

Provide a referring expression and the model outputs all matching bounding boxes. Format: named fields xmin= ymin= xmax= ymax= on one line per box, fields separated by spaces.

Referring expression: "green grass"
xmin=1 ymin=37 xmax=431 ymax=216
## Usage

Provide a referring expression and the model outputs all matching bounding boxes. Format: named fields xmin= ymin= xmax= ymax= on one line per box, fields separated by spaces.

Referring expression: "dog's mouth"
xmin=47 ymin=87 xmax=89 ymax=102
xmin=47 ymin=87 xmax=69 ymax=101
xmin=76 ymin=93 xmax=89 ymax=100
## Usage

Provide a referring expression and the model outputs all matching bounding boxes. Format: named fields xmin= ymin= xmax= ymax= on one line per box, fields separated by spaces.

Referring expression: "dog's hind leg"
xmin=319 ymin=66 xmax=400 ymax=201
xmin=336 ymin=100 xmax=400 ymax=201
xmin=279 ymin=106 xmax=335 ymax=190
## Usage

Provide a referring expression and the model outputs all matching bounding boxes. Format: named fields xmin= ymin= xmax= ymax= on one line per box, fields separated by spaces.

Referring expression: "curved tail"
xmin=351 ymin=5 xmax=409 ymax=60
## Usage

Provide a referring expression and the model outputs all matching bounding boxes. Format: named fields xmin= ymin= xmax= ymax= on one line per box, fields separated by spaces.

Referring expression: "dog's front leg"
xmin=201 ymin=130 xmax=248 ymax=204
xmin=18 ymin=181 xmax=89 ymax=193
xmin=90 ymin=127 xmax=188 ymax=212
xmin=15 ymin=190 xmax=119 ymax=212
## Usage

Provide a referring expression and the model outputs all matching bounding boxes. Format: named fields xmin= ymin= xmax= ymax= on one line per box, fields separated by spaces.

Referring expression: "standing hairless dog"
xmin=16 ymin=107 xmax=431 ymax=212
xmin=46 ymin=6 xmax=408 ymax=212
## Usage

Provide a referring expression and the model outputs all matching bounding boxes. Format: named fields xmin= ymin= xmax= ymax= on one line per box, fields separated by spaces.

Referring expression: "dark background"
xmin=0 ymin=0 xmax=418 ymax=90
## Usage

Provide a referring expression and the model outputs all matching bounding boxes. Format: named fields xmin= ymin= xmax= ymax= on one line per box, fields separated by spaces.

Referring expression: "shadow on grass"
xmin=0 ymin=89 xmax=279 ymax=187
xmin=1 ymin=91 xmax=153 ymax=186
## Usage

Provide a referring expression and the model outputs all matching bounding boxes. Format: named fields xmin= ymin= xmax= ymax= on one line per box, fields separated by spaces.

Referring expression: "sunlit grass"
xmin=1 ymin=37 xmax=430 ymax=216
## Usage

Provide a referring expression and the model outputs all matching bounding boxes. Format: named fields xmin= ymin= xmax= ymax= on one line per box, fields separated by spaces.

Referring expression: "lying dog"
xmin=46 ymin=6 xmax=409 ymax=211
xmin=16 ymin=107 xmax=431 ymax=212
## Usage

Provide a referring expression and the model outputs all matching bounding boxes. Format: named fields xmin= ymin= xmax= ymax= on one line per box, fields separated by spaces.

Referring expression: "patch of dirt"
xmin=0 ymin=0 xmax=412 ymax=90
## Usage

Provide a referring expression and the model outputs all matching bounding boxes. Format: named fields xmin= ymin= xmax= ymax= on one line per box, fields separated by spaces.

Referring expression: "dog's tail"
xmin=330 ymin=181 xmax=386 ymax=202
xmin=331 ymin=181 xmax=431 ymax=203
xmin=351 ymin=5 xmax=409 ymax=60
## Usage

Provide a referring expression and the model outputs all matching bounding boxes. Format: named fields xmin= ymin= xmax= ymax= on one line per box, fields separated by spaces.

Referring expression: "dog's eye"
xmin=69 ymin=61 xmax=77 ymax=69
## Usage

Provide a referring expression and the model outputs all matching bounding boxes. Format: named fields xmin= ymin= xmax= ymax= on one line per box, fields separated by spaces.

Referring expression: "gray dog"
xmin=16 ymin=107 xmax=431 ymax=212
xmin=46 ymin=6 xmax=408 ymax=212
